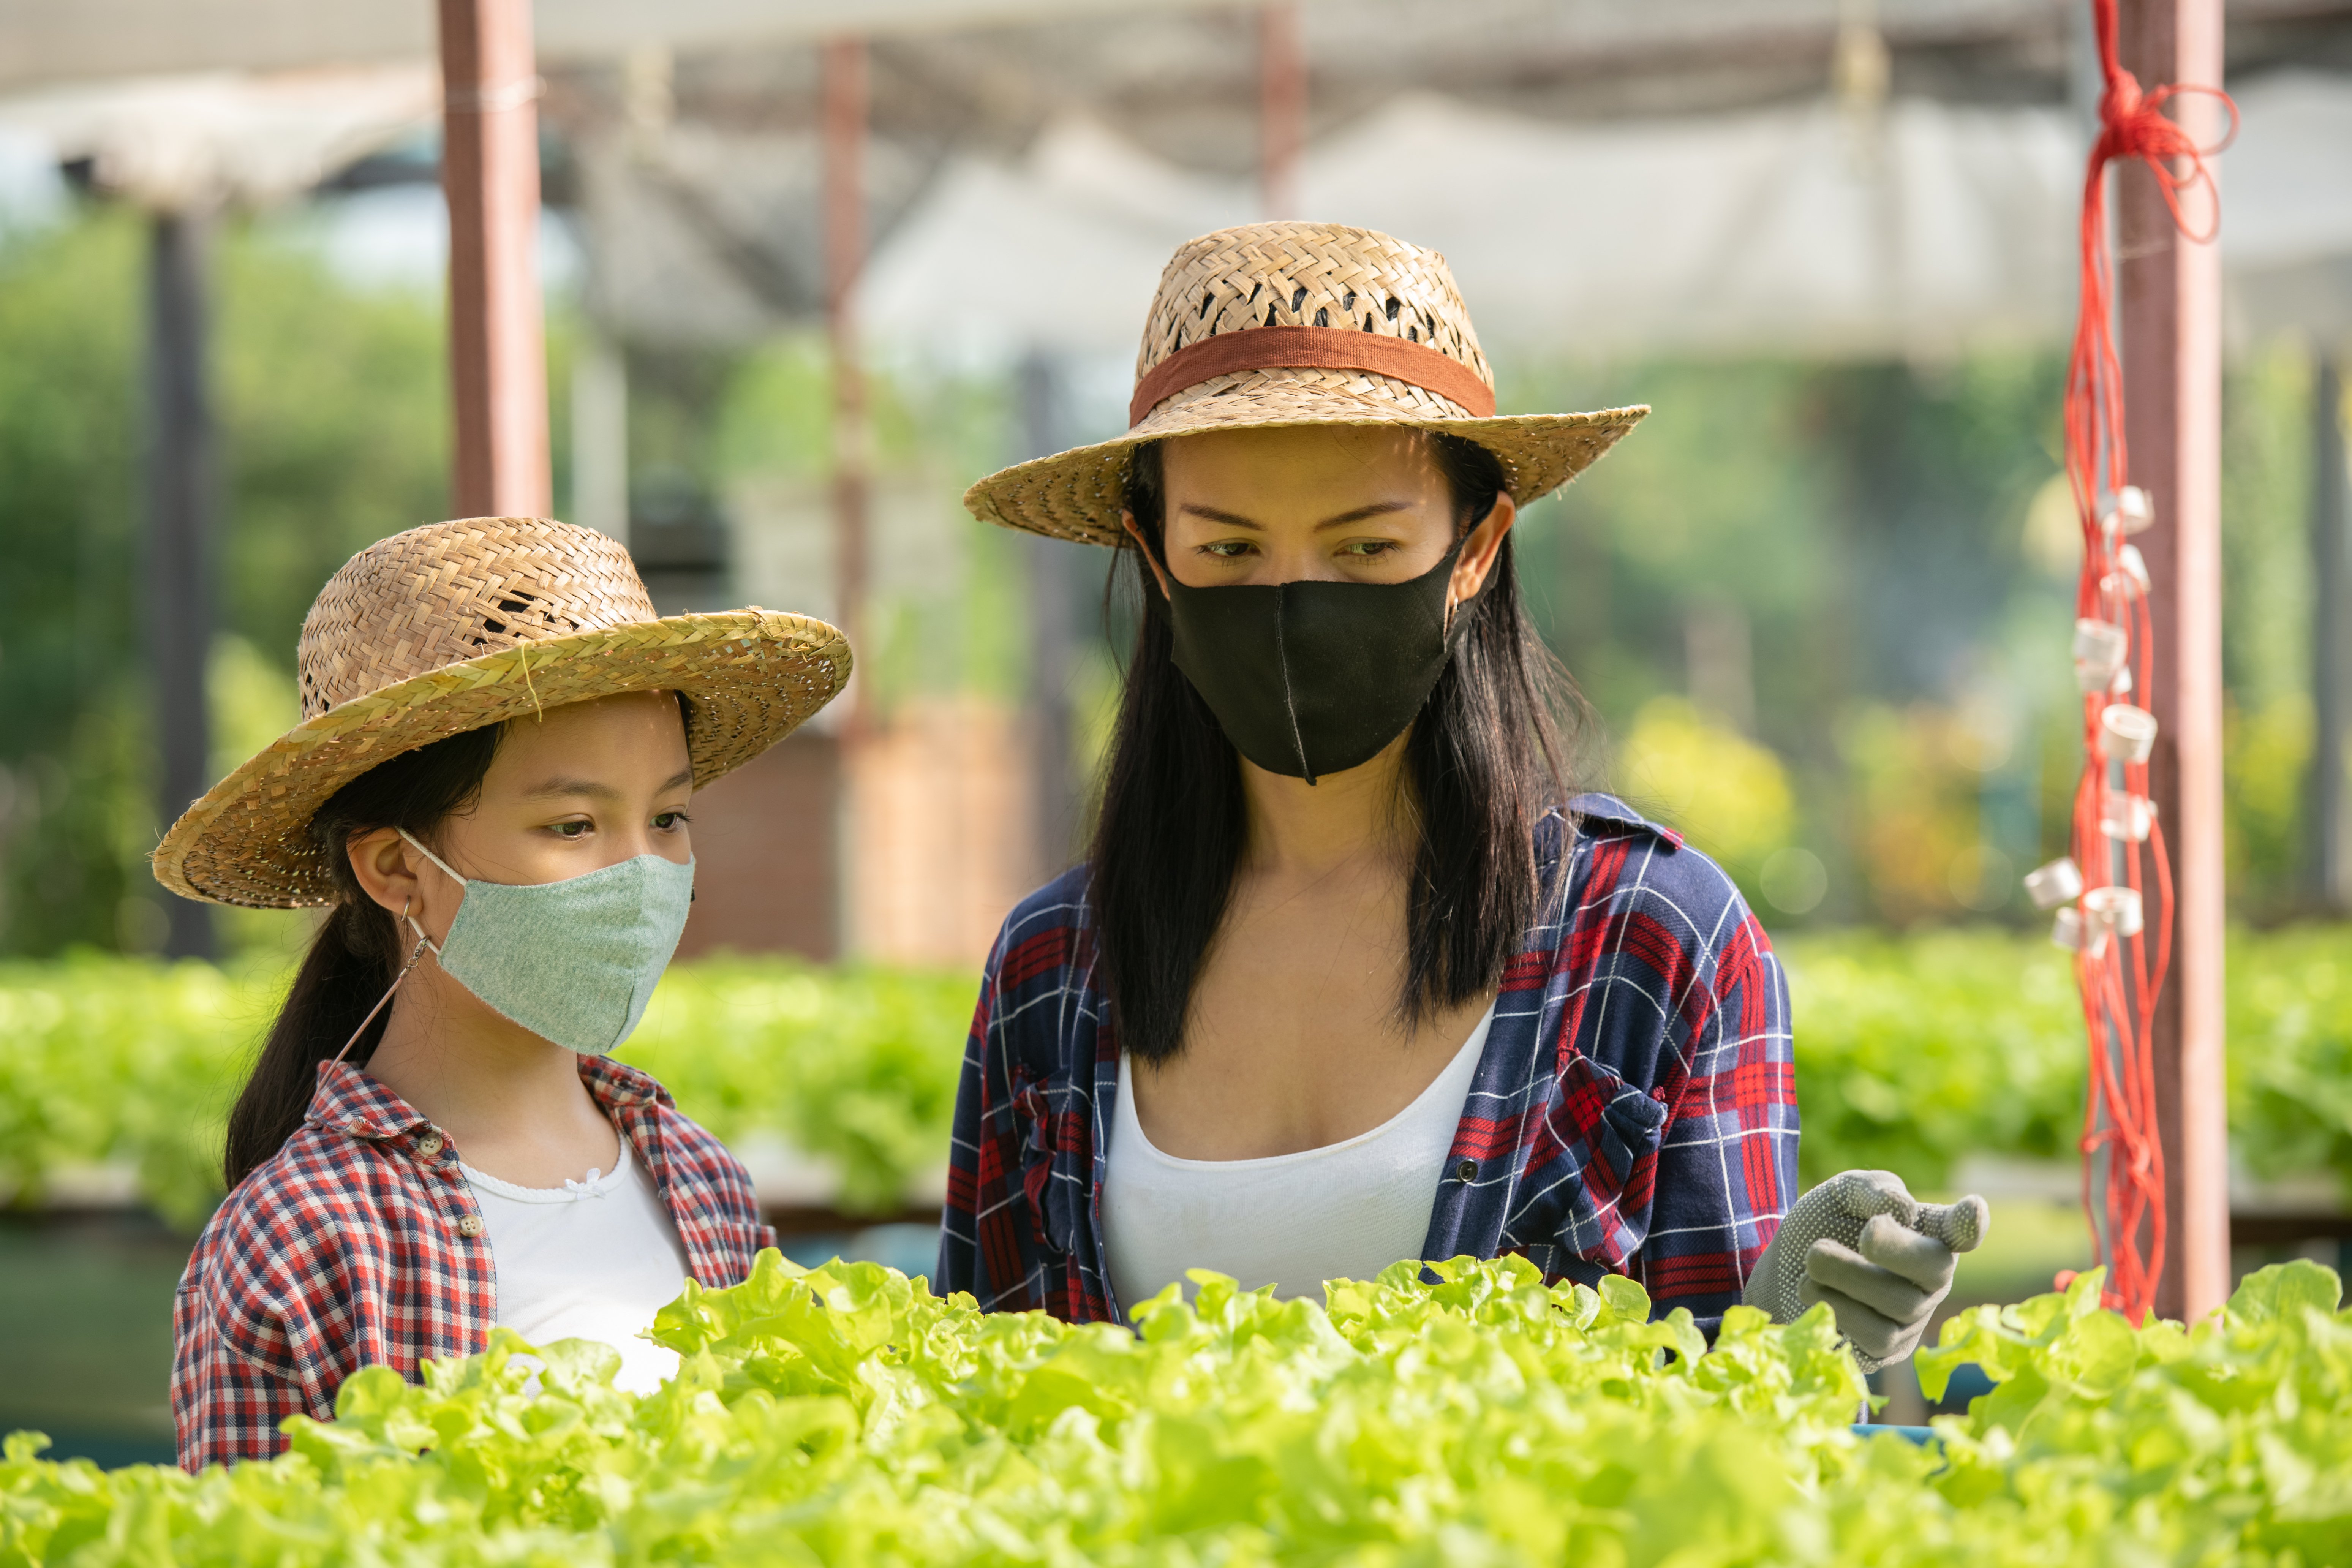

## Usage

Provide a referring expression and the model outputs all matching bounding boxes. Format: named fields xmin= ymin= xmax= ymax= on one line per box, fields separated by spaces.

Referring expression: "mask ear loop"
xmin=329 ymin=897 xmax=441 ymax=1067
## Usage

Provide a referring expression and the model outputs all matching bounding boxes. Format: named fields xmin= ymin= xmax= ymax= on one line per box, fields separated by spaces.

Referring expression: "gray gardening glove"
xmin=1742 ymin=1170 xmax=1988 ymax=1372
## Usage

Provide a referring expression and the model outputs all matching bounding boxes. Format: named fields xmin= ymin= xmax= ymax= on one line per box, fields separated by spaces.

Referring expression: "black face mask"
xmin=1164 ymin=543 xmax=1467 ymax=785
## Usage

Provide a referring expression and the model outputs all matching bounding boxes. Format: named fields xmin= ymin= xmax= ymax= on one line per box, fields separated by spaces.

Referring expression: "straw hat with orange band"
xmin=963 ymin=221 xmax=1648 ymax=545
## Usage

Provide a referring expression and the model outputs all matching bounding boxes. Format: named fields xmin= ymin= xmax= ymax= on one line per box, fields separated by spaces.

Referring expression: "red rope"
xmin=2060 ymin=0 xmax=2232 ymax=1325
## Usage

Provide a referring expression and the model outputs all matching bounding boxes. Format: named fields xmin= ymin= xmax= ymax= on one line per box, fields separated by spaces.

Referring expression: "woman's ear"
xmin=1122 ymin=510 xmax=1173 ymax=599
xmin=348 ymin=826 xmax=424 ymax=918
xmin=1449 ymin=491 xmax=1518 ymax=609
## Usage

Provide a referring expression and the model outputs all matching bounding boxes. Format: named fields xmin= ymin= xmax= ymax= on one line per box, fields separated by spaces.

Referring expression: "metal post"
xmin=824 ymin=36 xmax=871 ymax=738
xmin=147 ymin=208 xmax=216 ymax=961
xmin=2117 ymin=0 xmax=2229 ymax=1324
xmin=1259 ymin=4 xmax=1304 ymax=220
xmin=1020 ymin=353 xmax=1078 ymax=876
xmin=440 ymin=0 xmax=550 ymax=518
xmin=2313 ymin=347 xmax=2350 ymax=910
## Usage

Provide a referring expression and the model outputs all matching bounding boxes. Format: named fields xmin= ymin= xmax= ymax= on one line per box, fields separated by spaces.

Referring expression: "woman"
xmin=159 ymin=518 xmax=847 ymax=1469
xmin=942 ymin=223 xmax=1982 ymax=1367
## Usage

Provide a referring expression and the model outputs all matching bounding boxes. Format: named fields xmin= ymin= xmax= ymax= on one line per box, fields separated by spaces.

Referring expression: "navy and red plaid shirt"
xmin=938 ymin=794 xmax=1796 ymax=1335
xmin=171 ymin=1054 xmax=771 ymax=1472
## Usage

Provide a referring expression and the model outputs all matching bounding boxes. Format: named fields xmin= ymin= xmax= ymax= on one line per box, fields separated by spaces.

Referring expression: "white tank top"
xmin=1103 ymin=1001 xmax=1496 ymax=1311
xmin=461 ymin=1132 xmax=693 ymax=1395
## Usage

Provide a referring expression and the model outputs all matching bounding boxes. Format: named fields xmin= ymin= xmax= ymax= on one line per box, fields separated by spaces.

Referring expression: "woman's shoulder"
xmin=983 ymin=865 xmax=1097 ymax=979
xmin=1547 ymin=792 xmax=1770 ymax=959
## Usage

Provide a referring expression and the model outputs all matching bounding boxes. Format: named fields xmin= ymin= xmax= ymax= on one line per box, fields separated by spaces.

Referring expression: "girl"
xmin=942 ymin=223 xmax=1983 ymax=1369
xmin=158 ymin=517 xmax=848 ymax=1469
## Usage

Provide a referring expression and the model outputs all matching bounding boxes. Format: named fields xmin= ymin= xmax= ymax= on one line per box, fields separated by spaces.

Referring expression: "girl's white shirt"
xmin=1103 ymin=999 xmax=1497 ymax=1310
xmin=460 ymin=1131 xmax=692 ymax=1395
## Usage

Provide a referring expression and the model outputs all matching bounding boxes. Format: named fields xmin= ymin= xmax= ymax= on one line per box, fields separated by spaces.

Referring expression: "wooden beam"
xmin=2116 ymin=0 xmax=2229 ymax=1325
xmin=440 ymin=0 xmax=550 ymax=518
xmin=1259 ymin=3 xmax=1304 ymax=220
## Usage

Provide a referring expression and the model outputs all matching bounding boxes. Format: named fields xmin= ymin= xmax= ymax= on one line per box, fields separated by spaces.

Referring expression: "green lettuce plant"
xmin=6 ymin=1256 xmax=2347 ymax=1565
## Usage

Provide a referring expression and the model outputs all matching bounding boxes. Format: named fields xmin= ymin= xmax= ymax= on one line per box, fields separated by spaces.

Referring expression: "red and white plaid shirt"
xmin=171 ymin=1054 xmax=772 ymax=1471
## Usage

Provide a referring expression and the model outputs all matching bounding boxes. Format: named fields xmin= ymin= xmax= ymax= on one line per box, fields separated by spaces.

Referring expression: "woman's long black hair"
xmin=221 ymin=725 xmax=504 ymax=1190
xmin=1091 ymin=430 xmax=1591 ymax=1064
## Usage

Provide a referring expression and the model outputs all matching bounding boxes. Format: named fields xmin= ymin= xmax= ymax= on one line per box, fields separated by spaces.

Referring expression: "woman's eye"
xmin=653 ymin=811 xmax=689 ymax=831
xmin=1201 ymin=540 xmax=1255 ymax=558
xmin=552 ymin=821 xmax=590 ymax=839
xmin=1340 ymin=540 xmax=1398 ymax=558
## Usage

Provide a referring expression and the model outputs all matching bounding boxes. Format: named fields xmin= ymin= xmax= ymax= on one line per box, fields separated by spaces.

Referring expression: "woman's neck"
xmin=362 ymin=960 xmax=616 ymax=1184
xmin=1237 ymin=730 xmax=1412 ymax=881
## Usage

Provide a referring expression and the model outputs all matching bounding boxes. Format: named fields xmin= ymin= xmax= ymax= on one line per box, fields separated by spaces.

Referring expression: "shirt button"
xmin=417 ymin=1132 xmax=444 ymax=1159
xmin=457 ymin=1214 xmax=485 ymax=1238
xmin=1456 ymin=1158 xmax=1479 ymax=1182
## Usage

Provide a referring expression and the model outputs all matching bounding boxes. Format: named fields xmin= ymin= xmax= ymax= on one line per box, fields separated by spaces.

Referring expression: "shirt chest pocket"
xmin=1008 ymin=1063 xmax=1085 ymax=1259
xmin=1497 ymin=1050 xmax=1670 ymax=1272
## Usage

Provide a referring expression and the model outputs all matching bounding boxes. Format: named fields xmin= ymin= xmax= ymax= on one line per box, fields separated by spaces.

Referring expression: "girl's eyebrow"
xmin=522 ymin=768 xmax=694 ymax=802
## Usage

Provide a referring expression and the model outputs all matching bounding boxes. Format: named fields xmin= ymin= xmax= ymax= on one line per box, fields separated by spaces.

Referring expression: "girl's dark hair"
xmin=221 ymin=725 xmax=504 ymax=1189
xmin=1092 ymin=429 xmax=1589 ymax=1063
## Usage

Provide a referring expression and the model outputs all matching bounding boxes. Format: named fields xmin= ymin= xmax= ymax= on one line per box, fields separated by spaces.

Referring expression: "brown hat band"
xmin=1127 ymin=324 xmax=1498 ymax=428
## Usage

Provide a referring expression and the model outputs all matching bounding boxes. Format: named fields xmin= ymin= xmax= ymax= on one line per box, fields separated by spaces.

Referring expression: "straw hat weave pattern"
xmin=964 ymin=222 xmax=1648 ymax=545
xmin=154 ymin=517 xmax=850 ymax=909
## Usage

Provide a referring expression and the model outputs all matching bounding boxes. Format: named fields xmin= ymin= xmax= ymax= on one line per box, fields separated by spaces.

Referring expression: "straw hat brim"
xmin=154 ymin=609 xmax=850 ymax=909
xmin=964 ymin=373 xmax=1650 ymax=546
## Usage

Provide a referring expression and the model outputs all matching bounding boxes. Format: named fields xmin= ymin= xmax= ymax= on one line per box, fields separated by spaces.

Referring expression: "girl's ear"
xmin=1123 ymin=511 xmax=1173 ymax=599
xmin=348 ymin=826 xmax=422 ymax=917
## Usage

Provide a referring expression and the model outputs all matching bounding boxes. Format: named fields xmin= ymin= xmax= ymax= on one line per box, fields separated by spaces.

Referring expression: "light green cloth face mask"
xmin=399 ymin=828 xmax=694 ymax=1056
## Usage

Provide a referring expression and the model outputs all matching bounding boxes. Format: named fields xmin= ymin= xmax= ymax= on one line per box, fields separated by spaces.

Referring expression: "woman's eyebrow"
xmin=1315 ymin=500 xmax=1412 ymax=530
xmin=1178 ymin=503 xmax=1260 ymax=530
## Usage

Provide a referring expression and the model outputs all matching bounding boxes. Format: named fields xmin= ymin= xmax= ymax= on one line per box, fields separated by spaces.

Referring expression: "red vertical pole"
xmin=2117 ymin=0 xmax=2230 ymax=1324
xmin=440 ymin=0 xmax=550 ymax=518
xmin=824 ymin=37 xmax=872 ymax=738
xmin=1259 ymin=4 xmax=1304 ymax=220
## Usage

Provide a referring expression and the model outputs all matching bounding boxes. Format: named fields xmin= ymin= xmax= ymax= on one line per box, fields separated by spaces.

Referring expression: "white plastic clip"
xmin=2098 ymin=703 xmax=2158 ymax=764
xmin=2051 ymin=905 xmax=2091 ymax=953
xmin=2073 ymin=620 xmax=2128 ymax=693
xmin=2023 ymin=857 xmax=2084 ymax=910
xmin=2083 ymin=885 xmax=2144 ymax=939
xmin=2099 ymin=793 xmax=2158 ymax=843
xmin=2100 ymin=485 xmax=2154 ymax=537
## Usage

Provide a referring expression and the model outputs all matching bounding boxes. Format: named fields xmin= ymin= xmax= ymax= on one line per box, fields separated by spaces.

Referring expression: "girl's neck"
xmin=1237 ymin=730 xmax=1412 ymax=882
xmin=362 ymin=960 xmax=610 ymax=1171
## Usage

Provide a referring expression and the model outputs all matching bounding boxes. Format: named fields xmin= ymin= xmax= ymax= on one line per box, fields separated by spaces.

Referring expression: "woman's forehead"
xmin=1160 ymin=425 xmax=1444 ymax=497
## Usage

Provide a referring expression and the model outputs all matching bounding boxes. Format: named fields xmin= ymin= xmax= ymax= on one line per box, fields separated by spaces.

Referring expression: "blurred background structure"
xmin=3 ymin=0 xmax=2352 ymax=1454
xmin=3 ymin=0 xmax=2349 ymax=968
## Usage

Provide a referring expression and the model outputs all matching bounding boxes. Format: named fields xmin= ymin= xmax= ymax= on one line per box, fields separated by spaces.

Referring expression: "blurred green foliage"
xmin=1783 ymin=923 xmax=2352 ymax=1202
xmin=4 ymin=929 xmax=2349 ymax=1231
xmin=618 ymin=958 xmax=976 ymax=1213
xmin=0 ymin=207 xmax=449 ymax=957
xmin=0 ymin=954 xmax=976 ymax=1228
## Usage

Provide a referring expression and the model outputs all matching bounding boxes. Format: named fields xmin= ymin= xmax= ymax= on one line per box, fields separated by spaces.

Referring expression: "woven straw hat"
xmin=964 ymin=221 xmax=1648 ymax=545
xmin=153 ymin=517 xmax=850 ymax=909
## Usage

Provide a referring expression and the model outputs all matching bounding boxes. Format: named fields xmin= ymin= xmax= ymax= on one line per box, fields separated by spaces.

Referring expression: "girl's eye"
xmin=1201 ymin=540 xmax=1255 ymax=558
xmin=653 ymin=811 xmax=689 ymax=831
xmin=552 ymin=821 xmax=591 ymax=839
xmin=1340 ymin=540 xmax=1397 ymax=558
